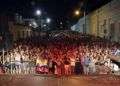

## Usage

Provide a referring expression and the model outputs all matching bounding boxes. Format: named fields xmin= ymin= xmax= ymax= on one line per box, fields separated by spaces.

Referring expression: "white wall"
xmin=71 ymin=0 xmax=120 ymax=42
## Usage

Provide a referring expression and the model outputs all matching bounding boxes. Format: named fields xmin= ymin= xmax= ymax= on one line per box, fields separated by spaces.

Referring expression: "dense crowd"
xmin=0 ymin=33 xmax=120 ymax=75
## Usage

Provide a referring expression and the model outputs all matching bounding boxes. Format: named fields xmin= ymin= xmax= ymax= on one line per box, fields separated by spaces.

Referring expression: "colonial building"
xmin=0 ymin=14 xmax=13 ymax=49
xmin=8 ymin=22 xmax=33 ymax=41
xmin=71 ymin=0 xmax=120 ymax=42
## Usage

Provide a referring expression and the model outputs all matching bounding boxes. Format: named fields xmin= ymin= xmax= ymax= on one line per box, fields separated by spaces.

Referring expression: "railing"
xmin=3 ymin=61 xmax=36 ymax=74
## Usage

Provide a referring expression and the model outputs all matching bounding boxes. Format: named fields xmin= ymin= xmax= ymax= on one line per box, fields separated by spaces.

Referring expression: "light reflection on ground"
xmin=0 ymin=75 xmax=120 ymax=86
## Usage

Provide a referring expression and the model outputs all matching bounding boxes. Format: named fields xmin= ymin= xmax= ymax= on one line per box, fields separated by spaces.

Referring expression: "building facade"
xmin=0 ymin=15 xmax=14 ymax=50
xmin=9 ymin=22 xmax=33 ymax=41
xmin=71 ymin=0 xmax=120 ymax=42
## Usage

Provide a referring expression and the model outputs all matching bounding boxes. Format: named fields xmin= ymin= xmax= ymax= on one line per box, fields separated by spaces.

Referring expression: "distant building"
xmin=23 ymin=18 xmax=38 ymax=28
xmin=0 ymin=14 xmax=13 ymax=49
xmin=8 ymin=22 xmax=33 ymax=41
xmin=0 ymin=13 xmax=40 ymax=49
xmin=15 ymin=13 xmax=24 ymax=24
xmin=71 ymin=0 xmax=120 ymax=42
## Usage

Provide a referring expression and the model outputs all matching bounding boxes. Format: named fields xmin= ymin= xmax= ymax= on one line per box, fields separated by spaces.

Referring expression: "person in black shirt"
xmin=64 ymin=58 xmax=70 ymax=75
xmin=75 ymin=57 xmax=83 ymax=75
xmin=48 ymin=59 xmax=56 ymax=74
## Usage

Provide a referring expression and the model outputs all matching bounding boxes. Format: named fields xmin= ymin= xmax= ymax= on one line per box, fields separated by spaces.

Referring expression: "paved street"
xmin=0 ymin=75 xmax=120 ymax=86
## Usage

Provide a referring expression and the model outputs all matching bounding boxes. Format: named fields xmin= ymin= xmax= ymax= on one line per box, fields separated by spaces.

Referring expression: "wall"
xmin=9 ymin=22 xmax=33 ymax=41
xmin=71 ymin=0 xmax=120 ymax=42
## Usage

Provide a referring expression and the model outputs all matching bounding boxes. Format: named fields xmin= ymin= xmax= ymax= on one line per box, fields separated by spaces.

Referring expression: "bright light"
xmin=32 ymin=21 xmax=38 ymax=28
xmin=46 ymin=18 xmax=51 ymax=23
xmin=33 ymin=22 xmax=37 ymax=26
xmin=43 ymin=24 xmax=47 ymax=27
xmin=75 ymin=10 xmax=80 ymax=16
xmin=36 ymin=10 xmax=41 ymax=16
xmin=60 ymin=22 xmax=62 ymax=25
xmin=29 ymin=24 xmax=32 ymax=26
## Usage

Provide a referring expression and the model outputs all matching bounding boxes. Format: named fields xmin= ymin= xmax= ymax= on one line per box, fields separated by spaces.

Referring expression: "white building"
xmin=71 ymin=0 xmax=120 ymax=42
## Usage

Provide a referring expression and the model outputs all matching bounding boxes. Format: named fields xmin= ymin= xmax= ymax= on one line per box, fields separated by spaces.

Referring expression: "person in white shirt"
xmin=89 ymin=57 xmax=97 ymax=74
xmin=70 ymin=57 xmax=75 ymax=75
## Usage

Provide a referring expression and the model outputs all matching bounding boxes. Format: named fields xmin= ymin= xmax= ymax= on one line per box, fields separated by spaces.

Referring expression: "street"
xmin=0 ymin=75 xmax=120 ymax=86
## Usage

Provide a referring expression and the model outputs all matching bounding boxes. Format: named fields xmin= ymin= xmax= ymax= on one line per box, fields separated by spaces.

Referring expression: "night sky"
xmin=0 ymin=0 xmax=112 ymax=27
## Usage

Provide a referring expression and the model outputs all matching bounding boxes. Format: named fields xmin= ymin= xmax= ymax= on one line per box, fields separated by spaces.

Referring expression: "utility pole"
xmin=2 ymin=48 xmax=5 ymax=64
xmin=84 ymin=10 xmax=86 ymax=34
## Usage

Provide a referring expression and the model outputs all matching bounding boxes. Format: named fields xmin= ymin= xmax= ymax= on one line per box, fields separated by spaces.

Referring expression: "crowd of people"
xmin=0 ymin=32 xmax=120 ymax=76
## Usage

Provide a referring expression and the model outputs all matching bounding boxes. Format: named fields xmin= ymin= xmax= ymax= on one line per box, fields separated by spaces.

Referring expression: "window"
xmin=103 ymin=19 xmax=107 ymax=33
xmin=17 ymin=31 xmax=20 ymax=39
xmin=22 ymin=31 xmax=24 ymax=38
xmin=26 ymin=31 xmax=28 ymax=37
xmin=104 ymin=29 xmax=107 ymax=34
xmin=119 ymin=23 xmax=120 ymax=34
xmin=110 ymin=23 xmax=115 ymax=40
xmin=119 ymin=23 xmax=120 ymax=42
xmin=104 ymin=19 xmax=106 ymax=25
xmin=83 ymin=24 xmax=86 ymax=33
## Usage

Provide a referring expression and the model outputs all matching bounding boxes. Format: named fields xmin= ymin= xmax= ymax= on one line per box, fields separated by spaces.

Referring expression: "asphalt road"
xmin=0 ymin=75 xmax=120 ymax=86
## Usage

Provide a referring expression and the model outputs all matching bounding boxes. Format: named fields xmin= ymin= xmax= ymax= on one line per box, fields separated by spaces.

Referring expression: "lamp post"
xmin=2 ymin=48 xmax=5 ymax=64
xmin=35 ymin=9 xmax=51 ymax=30
xmin=84 ymin=10 xmax=86 ymax=34
xmin=74 ymin=8 xmax=86 ymax=34
xmin=83 ymin=0 xmax=88 ymax=34
xmin=75 ymin=10 xmax=80 ymax=16
xmin=36 ymin=9 xmax=42 ymax=16
xmin=46 ymin=18 xmax=51 ymax=24
xmin=35 ymin=9 xmax=42 ymax=28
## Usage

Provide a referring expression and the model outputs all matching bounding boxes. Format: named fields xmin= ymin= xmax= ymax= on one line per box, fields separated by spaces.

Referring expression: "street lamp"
xmin=32 ymin=21 xmax=38 ymax=28
xmin=60 ymin=22 xmax=62 ymax=25
xmin=29 ymin=23 xmax=32 ymax=27
xmin=35 ymin=9 xmax=42 ymax=28
xmin=36 ymin=9 xmax=42 ymax=16
xmin=43 ymin=24 xmax=47 ymax=27
xmin=46 ymin=18 xmax=51 ymax=23
xmin=75 ymin=10 xmax=80 ymax=16
xmin=74 ymin=9 xmax=86 ymax=33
